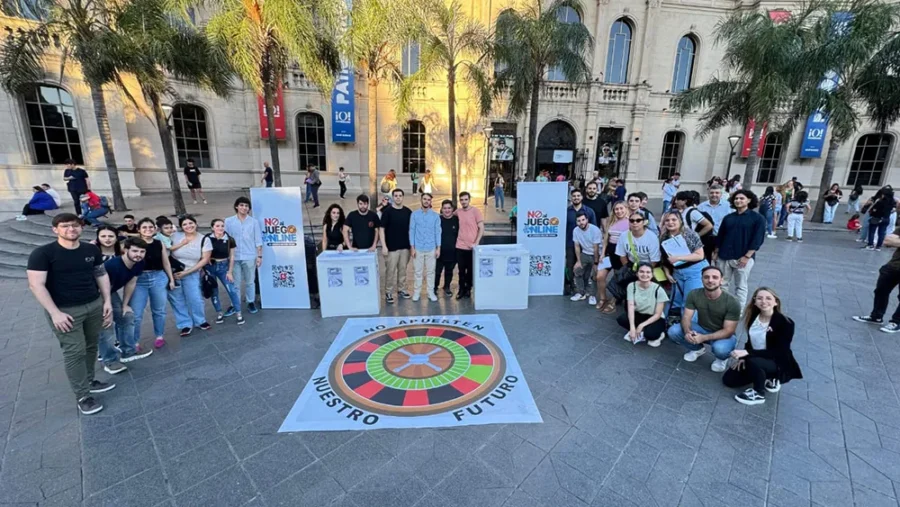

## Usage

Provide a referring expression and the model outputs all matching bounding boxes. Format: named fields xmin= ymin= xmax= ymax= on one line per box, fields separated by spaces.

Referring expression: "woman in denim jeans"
xmin=204 ymin=219 xmax=244 ymax=325
xmin=131 ymin=218 xmax=176 ymax=349
xmin=169 ymin=215 xmax=212 ymax=336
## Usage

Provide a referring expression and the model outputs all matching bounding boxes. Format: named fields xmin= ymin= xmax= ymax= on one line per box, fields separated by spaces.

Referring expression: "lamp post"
xmin=725 ymin=134 xmax=741 ymax=178
xmin=482 ymin=126 xmax=494 ymax=205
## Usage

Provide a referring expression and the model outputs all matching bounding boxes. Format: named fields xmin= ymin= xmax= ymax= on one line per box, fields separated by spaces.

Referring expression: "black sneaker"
xmin=180 ymin=327 xmax=193 ymax=337
xmin=215 ymin=314 xmax=224 ymax=324
xmin=199 ymin=322 xmax=211 ymax=331
xmin=77 ymin=396 xmax=103 ymax=415
xmin=248 ymin=302 xmax=259 ymax=314
xmin=734 ymin=388 xmax=766 ymax=405
xmin=236 ymin=315 xmax=245 ymax=325
xmin=385 ymin=292 xmax=395 ymax=304
xmin=764 ymin=379 xmax=781 ymax=393
xmin=880 ymin=322 xmax=900 ymax=333
xmin=398 ymin=291 xmax=412 ymax=299
xmin=89 ymin=380 xmax=116 ymax=393
xmin=103 ymin=361 xmax=127 ymax=375
xmin=223 ymin=306 xmax=237 ymax=317
xmin=852 ymin=315 xmax=883 ymax=325
xmin=444 ymin=289 xmax=453 ymax=297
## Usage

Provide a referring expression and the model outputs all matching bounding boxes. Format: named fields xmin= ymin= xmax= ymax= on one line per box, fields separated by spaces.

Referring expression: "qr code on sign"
xmin=529 ymin=255 xmax=552 ymax=277
xmin=271 ymin=264 xmax=295 ymax=288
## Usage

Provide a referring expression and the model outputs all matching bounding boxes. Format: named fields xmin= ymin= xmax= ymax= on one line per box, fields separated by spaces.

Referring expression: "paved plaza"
xmin=1 ymin=228 xmax=900 ymax=507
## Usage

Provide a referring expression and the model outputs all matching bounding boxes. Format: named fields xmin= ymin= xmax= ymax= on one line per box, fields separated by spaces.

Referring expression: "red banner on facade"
xmin=258 ymin=85 xmax=286 ymax=140
xmin=768 ymin=9 xmax=792 ymax=23
xmin=741 ymin=120 xmax=767 ymax=158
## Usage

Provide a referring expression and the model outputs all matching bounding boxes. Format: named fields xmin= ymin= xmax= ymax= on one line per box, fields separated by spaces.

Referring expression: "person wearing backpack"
xmin=863 ymin=186 xmax=896 ymax=251
xmin=168 ymin=215 xmax=212 ymax=336
xmin=204 ymin=219 xmax=244 ymax=325
xmin=79 ymin=191 xmax=109 ymax=227
xmin=673 ymin=190 xmax=715 ymax=259
xmin=380 ymin=169 xmax=397 ymax=198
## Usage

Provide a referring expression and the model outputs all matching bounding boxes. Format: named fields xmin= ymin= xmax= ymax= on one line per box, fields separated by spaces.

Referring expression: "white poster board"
xmin=250 ymin=187 xmax=311 ymax=309
xmin=474 ymin=244 xmax=529 ymax=310
xmin=516 ymin=182 xmax=568 ymax=296
xmin=317 ymin=250 xmax=380 ymax=318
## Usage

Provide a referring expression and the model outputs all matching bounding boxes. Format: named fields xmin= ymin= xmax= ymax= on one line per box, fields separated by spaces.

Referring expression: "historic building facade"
xmin=0 ymin=0 xmax=896 ymax=212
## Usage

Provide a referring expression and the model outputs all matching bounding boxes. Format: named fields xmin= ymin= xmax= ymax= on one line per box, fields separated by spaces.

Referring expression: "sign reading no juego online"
xmin=250 ymin=187 xmax=311 ymax=309
xmin=517 ymin=182 xmax=568 ymax=296
xmin=278 ymin=314 xmax=541 ymax=432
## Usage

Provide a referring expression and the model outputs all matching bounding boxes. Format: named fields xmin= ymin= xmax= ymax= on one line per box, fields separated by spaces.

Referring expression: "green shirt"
xmin=685 ymin=289 xmax=741 ymax=332
xmin=627 ymin=282 xmax=669 ymax=315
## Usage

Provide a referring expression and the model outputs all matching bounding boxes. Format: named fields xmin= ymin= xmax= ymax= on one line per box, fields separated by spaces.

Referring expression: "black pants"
xmin=434 ymin=258 xmax=456 ymax=291
xmin=69 ymin=190 xmax=84 ymax=214
xmin=615 ymin=311 xmax=666 ymax=340
xmin=339 ymin=181 xmax=347 ymax=198
xmin=722 ymin=356 xmax=779 ymax=394
xmin=412 ymin=182 xmax=419 ymax=194
xmin=565 ymin=245 xmax=576 ymax=290
xmin=870 ymin=265 xmax=900 ymax=323
xmin=702 ymin=235 xmax=716 ymax=262
xmin=22 ymin=204 xmax=44 ymax=216
xmin=456 ymin=249 xmax=473 ymax=294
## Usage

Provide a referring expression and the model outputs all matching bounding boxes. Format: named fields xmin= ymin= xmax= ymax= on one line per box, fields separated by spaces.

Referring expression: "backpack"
xmin=686 ymin=206 xmax=713 ymax=232
xmin=380 ymin=180 xmax=393 ymax=193
xmin=99 ymin=195 xmax=111 ymax=210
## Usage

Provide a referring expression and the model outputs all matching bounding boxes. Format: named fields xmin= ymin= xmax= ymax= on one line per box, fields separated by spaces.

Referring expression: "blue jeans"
xmin=662 ymin=200 xmax=670 ymax=214
xmin=205 ymin=261 xmax=241 ymax=313
xmin=310 ymin=183 xmax=320 ymax=206
xmin=305 ymin=185 xmax=312 ymax=202
xmin=763 ymin=208 xmax=774 ymax=235
xmin=98 ymin=291 xmax=136 ymax=364
xmin=777 ymin=205 xmax=788 ymax=227
xmin=860 ymin=212 xmax=870 ymax=241
xmin=82 ymin=206 xmax=108 ymax=226
xmin=667 ymin=260 xmax=708 ymax=313
xmin=265 ymin=181 xmax=273 ymax=188
xmin=168 ymin=271 xmax=207 ymax=328
xmin=130 ymin=270 xmax=168 ymax=340
xmin=823 ymin=203 xmax=838 ymax=223
xmin=868 ymin=219 xmax=890 ymax=248
xmin=667 ymin=314 xmax=736 ymax=359
xmin=494 ymin=187 xmax=505 ymax=210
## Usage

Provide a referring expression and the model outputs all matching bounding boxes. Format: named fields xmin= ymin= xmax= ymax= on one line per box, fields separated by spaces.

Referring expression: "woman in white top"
xmin=422 ymin=170 xmax=436 ymax=194
xmin=168 ymin=215 xmax=212 ymax=336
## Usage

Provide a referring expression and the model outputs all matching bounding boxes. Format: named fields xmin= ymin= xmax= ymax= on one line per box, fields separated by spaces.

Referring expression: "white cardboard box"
xmin=474 ymin=244 xmax=530 ymax=310
xmin=317 ymin=251 xmax=381 ymax=317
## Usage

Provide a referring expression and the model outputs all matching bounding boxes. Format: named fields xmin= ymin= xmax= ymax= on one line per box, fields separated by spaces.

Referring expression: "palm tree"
xmin=493 ymin=0 xmax=592 ymax=180
xmin=102 ymin=0 xmax=232 ymax=215
xmin=0 ymin=0 xmax=129 ymax=210
xmin=190 ymin=0 xmax=342 ymax=186
xmin=797 ymin=0 xmax=900 ymax=221
xmin=672 ymin=4 xmax=821 ymax=187
xmin=396 ymin=0 xmax=492 ymax=204
xmin=343 ymin=0 xmax=403 ymax=200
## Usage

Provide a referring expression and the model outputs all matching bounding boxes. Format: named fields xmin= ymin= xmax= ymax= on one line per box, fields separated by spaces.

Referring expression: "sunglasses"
xmin=629 ymin=218 xmax=645 ymax=223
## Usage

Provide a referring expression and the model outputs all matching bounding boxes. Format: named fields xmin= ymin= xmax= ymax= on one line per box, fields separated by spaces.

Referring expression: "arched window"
xmin=172 ymin=104 xmax=211 ymax=168
xmin=671 ymin=36 xmax=696 ymax=93
xmin=657 ymin=131 xmax=684 ymax=180
xmin=297 ymin=112 xmax=327 ymax=171
xmin=23 ymin=84 xmax=83 ymax=165
xmin=848 ymin=134 xmax=894 ymax=187
xmin=536 ymin=120 xmax=577 ymax=168
xmin=547 ymin=7 xmax=582 ymax=81
xmin=402 ymin=43 xmax=420 ymax=76
xmin=402 ymin=120 xmax=426 ymax=173
xmin=757 ymin=132 xmax=783 ymax=183
xmin=605 ymin=19 xmax=633 ymax=84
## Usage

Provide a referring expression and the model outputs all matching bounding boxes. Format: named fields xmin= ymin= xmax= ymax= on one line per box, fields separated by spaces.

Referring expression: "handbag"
xmin=626 ymin=232 xmax=668 ymax=283
xmin=201 ymin=268 xmax=218 ymax=299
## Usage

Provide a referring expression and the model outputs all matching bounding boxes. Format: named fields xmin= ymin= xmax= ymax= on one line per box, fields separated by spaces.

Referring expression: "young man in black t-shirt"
xmin=26 ymin=213 xmax=114 ymax=415
xmin=343 ymin=194 xmax=381 ymax=251
xmin=379 ymin=189 xmax=413 ymax=303
xmin=62 ymin=159 xmax=89 ymax=215
xmin=99 ymin=238 xmax=152 ymax=374
xmin=435 ymin=200 xmax=459 ymax=296
xmin=116 ymin=214 xmax=140 ymax=238
xmin=583 ymin=181 xmax=610 ymax=223
xmin=183 ymin=158 xmax=207 ymax=204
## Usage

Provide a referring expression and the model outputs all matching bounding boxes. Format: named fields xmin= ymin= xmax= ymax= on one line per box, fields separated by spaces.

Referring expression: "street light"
xmin=482 ymin=126 xmax=494 ymax=205
xmin=725 ymin=134 xmax=741 ymax=178
xmin=161 ymin=104 xmax=174 ymax=130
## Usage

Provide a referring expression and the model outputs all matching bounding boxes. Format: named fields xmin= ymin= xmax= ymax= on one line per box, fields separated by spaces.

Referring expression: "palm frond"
xmin=0 ymin=28 xmax=46 ymax=94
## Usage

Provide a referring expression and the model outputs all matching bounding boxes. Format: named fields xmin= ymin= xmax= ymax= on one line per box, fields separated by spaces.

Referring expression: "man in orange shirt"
xmin=454 ymin=192 xmax=484 ymax=299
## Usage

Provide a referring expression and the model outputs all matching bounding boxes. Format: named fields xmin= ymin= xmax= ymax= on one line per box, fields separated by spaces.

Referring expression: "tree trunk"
xmin=812 ymin=136 xmax=841 ymax=223
xmin=448 ymin=69 xmax=459 ymax=206
xmin=149 ymin=91 xmax=186 ymax=216
xmin=89 ymin=82 xmax=127 ymax=211
xmin=264 ymin=80 xmax=282 ymax=187
xmin=367 ymin=77 xmax=378 ymax=201
xmin=526 ymin=79 xmax=541 ymax=180
xmin=742 ymin=124 xmax=762 ymax=191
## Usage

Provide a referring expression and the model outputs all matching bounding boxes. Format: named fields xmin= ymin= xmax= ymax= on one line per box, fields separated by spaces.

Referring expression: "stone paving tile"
xmin=1 ymin=233 xmax=900 ymax=505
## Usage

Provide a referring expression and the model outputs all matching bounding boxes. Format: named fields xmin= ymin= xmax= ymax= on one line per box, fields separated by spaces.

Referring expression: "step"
xmin=8 ymin=218 xmax=57 ymax=238
xmin=0 ymin=251 xmax=28 ymax=268
xmin=0 ymin=222 xmax=58 ymax=248
xmin=0 ymin=235 xmax=42 ymax=255
xmin=0 ymin=264 xmax=25 ymax=279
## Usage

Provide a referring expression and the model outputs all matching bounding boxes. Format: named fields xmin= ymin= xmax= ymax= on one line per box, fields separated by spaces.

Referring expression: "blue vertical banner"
xmin=331 ymin=66 xmax=356 ymax=143
xmin=800 ymin=112 xmax=828 ymax=158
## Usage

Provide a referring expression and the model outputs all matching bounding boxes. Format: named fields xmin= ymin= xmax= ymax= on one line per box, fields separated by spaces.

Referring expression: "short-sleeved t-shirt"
xmin=345 ymin=210 xmax=381 ymax=249
xmin=117 ymin=224 xmax=138 ymax=236
xmin=615 ymin=230 xmax=661 ymax=265
xmin=206 ymin=234 xmax=236 ymax=260
xmin=685 ymin=289 xmax=741 ymax=333
xmin=380 ymin=206 xmax=412 ymax=251
xmin=64 ymin=168 xmax=89 ymax=193
xmin=572 ymin=224 xmax=604 ymax=255
xmin=627 ymin=282 xmax=669 ymax=314
xmin=264 ymin=167 xmax=273 ymax=183
xmin=583 ymin=195 xmax=609 ymax=222
xmin=456 ymin=206 xmax=484 ymax=250
xmin=788 ymin=200 xmax=808 ymax=214
xmin=104 ymin=256 xmax=145 ymax=293
xmin=171 ymin=232 xmax=213 ymax=265
xmin=27 ymin=241 xmax=103 ymax=307
xmin=183 ymin=167 xmax=201 ymax=183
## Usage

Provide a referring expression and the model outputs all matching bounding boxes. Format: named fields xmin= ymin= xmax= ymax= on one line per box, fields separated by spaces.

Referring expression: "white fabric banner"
xmin=250 ymin=187 xmax=311 ymax=309
xmin=516 ymin=182 xmax=568 ymax=296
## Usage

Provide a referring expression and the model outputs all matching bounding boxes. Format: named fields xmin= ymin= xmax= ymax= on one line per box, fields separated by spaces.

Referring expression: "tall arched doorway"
xmin=536 ymin=121 xmax=576 ymax=179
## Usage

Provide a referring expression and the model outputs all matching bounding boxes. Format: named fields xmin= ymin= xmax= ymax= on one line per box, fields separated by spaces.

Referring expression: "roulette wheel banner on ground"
xmin=279 ymin=314 xmax=542 ymax=432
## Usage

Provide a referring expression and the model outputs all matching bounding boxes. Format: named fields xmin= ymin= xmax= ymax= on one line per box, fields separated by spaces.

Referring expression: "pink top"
xmin=455 ymin=206 xmax=484 ymax=250
xmin=607 ymin=218 xmax=629 ymax=244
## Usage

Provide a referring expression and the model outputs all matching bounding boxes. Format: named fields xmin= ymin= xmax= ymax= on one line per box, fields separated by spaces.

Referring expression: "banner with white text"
xmin=250 ymin=187 xmax=311 ymax=309
xmin=516 ymin=182 xmax=568 ymax=295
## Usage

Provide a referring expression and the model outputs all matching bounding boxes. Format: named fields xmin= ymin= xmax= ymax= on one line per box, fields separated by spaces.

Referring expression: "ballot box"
xmin=317 ymin=250 xmax=380 ymax=317
xmin=473 ymin=244 xmax=529 ymax=310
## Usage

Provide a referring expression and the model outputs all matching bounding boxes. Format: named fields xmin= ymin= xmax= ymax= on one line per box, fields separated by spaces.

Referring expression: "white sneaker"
xmin=711 ymin=358 xmax=728 ymax=372
xmin=764 ymin=379 xmax=781 ymax=393
xmin=428 ymin=293 xmax=438 ymax=302
xmin=683 ymin=346 xmax=707 ymax=362
xmin=412 ymin=293 xmax=421 ymax=302
xmin=588 ymin=296 xmax=597 ymax=306
xmin=766 ymin=234 xmax=777 ymax=239
xmin=570 ymin=293 xmax=585 ymax=302
xmin=193 ymin=200 xmax=198 ymax=204
xmin=647 ymin=336 xmax=663 ymax=347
